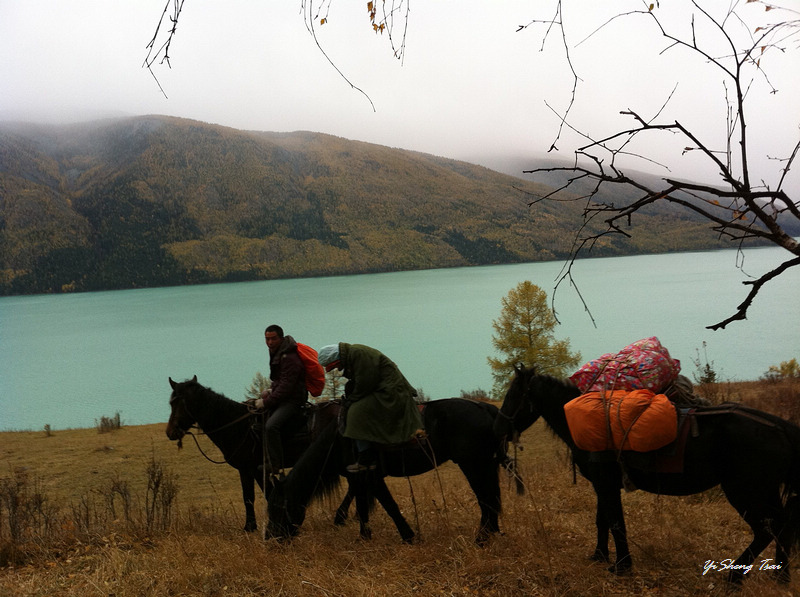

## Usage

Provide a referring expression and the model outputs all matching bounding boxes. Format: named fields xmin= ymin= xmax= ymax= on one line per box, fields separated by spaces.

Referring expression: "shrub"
xmin=96 ymin=412 xmax=122 ymax=433
xmin=145 ymin=456 xmax=179 ymax=532
xmin=761 ymin=358 xmax=800 ymax=383
xmin=0 ymin=468 xmax=61 ymax=566
xmin=691 ymin=342 xmax=724 ymax=403
xmin=459 ymin=388 xmax=491 ymax=402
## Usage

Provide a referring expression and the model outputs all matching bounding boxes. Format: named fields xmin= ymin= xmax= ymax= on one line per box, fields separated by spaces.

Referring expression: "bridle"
xmin=168 ymin=389 xmax=256 ymax=464
xmin=496 ymin=372 xmax=537 ymax=443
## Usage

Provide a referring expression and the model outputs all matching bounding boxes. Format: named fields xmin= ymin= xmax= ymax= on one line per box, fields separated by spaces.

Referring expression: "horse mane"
xmin=181 ymin=379 xmax=250 ymax=427
xmin=520 ymin=367 xmax=581 ymax=444
xmin=532 ymin=370 xmax=580 ymax=398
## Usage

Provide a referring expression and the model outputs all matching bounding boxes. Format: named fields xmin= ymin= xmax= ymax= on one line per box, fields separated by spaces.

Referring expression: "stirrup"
xmin=346 ymin=462 xmax=377 ymax=473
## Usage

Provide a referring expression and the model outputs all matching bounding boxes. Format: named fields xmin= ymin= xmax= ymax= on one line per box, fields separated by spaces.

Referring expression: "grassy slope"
xmin=1 ymin=380 xmax=798 ymax=596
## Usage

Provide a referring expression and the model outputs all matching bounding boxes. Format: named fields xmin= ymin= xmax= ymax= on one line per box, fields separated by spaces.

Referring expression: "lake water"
xmin=1 ymin=246 xmax=798 ymax=431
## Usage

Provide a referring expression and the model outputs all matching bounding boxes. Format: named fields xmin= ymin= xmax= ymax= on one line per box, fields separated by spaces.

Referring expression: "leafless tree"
xmin=519 ymin=0 xmax=799 ymax=330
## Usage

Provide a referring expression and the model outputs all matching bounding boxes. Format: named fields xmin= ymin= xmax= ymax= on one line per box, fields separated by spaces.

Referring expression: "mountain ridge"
xmin=0 ymin=115 xmax=744 ymax=295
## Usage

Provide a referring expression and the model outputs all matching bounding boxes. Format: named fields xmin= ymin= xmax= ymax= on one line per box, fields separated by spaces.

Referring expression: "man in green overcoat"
xmin=318 ymin=342 xmax=423 ymax=472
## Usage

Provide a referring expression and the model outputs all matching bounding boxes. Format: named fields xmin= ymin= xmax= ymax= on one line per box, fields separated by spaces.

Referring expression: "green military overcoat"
xmin=339 ymin=343 xmax=423 ymax=445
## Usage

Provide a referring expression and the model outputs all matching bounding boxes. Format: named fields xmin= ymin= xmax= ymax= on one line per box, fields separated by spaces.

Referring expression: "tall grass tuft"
xmin=0 ymin=468 xmax=60 ymax=566
xmin=144 ymin=455 xmax=179 ymax=532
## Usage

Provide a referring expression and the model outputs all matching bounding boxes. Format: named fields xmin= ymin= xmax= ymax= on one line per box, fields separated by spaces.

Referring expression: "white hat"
xmin=317 ymin=344 xmax=340 ymax=367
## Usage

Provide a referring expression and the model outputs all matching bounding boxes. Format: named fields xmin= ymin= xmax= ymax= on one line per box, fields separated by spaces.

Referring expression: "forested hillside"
xmin=0 ymin=116 xmax=737 ymax=295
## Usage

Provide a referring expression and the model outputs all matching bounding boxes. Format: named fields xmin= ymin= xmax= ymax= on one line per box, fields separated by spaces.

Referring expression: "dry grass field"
xmin=1 ymin=380 xmax=798 ymax=596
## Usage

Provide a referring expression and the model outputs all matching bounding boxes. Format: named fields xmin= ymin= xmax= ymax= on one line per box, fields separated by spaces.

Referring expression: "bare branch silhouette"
xmin=521 ymin=0 xmax=800 ymax=329
xmin=143 ymin=1 xmax=412 ymax=109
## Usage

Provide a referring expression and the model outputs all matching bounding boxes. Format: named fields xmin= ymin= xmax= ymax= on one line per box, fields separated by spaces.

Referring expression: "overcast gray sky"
xmin=2 ymin=0 xmax=798 ymax=191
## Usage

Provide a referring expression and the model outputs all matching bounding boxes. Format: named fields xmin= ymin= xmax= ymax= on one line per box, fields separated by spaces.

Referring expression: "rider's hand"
xmin=254 ymin=398 xmax=264 ymax=410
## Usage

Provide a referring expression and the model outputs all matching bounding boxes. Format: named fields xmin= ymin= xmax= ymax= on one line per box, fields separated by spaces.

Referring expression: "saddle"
xmin=250 ymin=400 xmax=342 ymax=457
xmin=620 ymin=407 xmax=696 ymax=474
xmin=620 ymin=402 xmax=778 ymax=476
xmin=287 ymin=400 xmax=341 ymax=441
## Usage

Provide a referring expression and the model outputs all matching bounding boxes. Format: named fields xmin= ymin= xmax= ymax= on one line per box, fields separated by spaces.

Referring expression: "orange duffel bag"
xmin=564 ymin=389 xmax=678 ymax=452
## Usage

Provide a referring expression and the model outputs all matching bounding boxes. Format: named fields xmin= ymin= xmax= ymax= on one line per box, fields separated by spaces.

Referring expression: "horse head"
xmin=166 ymin=375 xmax=199 ymax=444
xmin=265 ymin=479 xmax=304 ymax=542
xmin=494 ymin=364 xmax=542 ymax=440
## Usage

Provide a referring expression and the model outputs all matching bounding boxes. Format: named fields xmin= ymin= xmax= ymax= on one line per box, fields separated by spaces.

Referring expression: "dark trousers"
xmin=264 ymin=402 xmax=303 ymax=471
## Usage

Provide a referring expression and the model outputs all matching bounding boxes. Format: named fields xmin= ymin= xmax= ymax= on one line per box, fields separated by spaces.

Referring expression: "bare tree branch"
xmin=521 ymin=0 xmax=800 ymax=328
xmin=143 ymin=0 xmax=185 ymax=99
xmin=708 ymin=256 xmax=800 ymax=330
xmin=301 ymin=1 xmax=376 ymax=112
xmin=143 ymin=1 xmax=414 ymax=109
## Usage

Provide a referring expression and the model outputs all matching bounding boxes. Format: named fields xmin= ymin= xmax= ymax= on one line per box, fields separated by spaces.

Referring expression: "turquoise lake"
xmin=1 ymin=245 xmax=798 ymax=431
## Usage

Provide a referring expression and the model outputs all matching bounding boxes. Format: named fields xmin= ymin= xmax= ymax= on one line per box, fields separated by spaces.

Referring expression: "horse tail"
xmin=286 ymin=420 xmax=344 ymax=505
xmin=266 ymin=421 xmax=345 ymax=540
xmin=478 ymin=400 xmax=525 ymax=496
xmin=783 ymin=421 xmax=800 ymax=550
xmin=483 ymin=402 xmax=525 ymax=496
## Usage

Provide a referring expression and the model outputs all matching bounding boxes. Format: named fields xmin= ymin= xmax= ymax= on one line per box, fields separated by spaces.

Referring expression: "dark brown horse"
xmin=267 ymin=397 xmax=522 ymax=545
xmin=167 ymin=376 xmax=365 ymax=534
xmin=493 ymin=365 xmax=800 ymax=584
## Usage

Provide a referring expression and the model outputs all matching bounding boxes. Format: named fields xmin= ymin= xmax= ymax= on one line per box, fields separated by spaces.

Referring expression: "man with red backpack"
xmin=254 ymin=324 xmax=309 ymax=473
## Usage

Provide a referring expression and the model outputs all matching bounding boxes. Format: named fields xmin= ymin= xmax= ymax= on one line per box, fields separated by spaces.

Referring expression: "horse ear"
xmin=513 ymin=363 xmax=525 ymax=375
xmin=191 ymin=375 xmax=197 ymax=383
xmin=169 ymin=377 xmax=177 ymax=389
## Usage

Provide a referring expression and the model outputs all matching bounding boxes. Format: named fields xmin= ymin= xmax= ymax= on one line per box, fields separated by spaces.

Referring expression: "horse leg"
xmin=590 ymin=504 xmax=610 ymax=563
xmin=371 ymin=476 xmax=415 ymax=544
xmin=457 ymin=461 xmax=501 ymax=546
xmin=724 ymin=526 xmax=775 ymax=584
xmin=240 ymin=469 xmax=258 ymax=532
xmin=723 ymin=486 xmax=788 ymax=584
xmin=351 ymin=473 xmax=373 ymax=540
xmin=334 ymin=486 xmax=354 ymax=526
xmin=775 ymin=493 xmax=800 ymax=584
xmin=591 ymin=470 xmax=631 ymax=574
xmin=774 ymin=522 xmax=792 ymax=585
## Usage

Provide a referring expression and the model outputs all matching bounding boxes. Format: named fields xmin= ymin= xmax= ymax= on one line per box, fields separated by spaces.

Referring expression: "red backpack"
xmin=296 ymin=343 xmax=326 ymax=397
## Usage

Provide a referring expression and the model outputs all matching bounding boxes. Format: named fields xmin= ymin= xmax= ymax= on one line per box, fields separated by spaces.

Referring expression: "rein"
xmin=197 ymin=410 xmax=255 ymax=436
xmin=178 ymin=401 xmax=257 ymax=465
xmin=184 ymin=430 xmax=231 ymax=465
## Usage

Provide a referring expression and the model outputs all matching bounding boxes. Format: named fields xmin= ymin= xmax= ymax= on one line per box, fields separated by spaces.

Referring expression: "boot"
xmin=346 ymin=448 xmax=377 ymax=473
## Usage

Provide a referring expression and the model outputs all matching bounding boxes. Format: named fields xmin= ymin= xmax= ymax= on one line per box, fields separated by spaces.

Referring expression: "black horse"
xmin=494 ymin=365 xmax=800 ymax=584
xmin=167 ymin=376 xmax=359 ymax=533
xmin=267 ymin=398 xmax=520 ymax=545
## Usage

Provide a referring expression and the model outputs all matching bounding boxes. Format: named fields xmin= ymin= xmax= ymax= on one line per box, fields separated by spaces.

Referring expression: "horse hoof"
xmin=609 ymin=558 xmax=632 ymax=575
xmin=589 ymin=551 xmax=609 ymax=563
xmin=726 ymin=571 xmax=745 ymax=585
xmin=475 ymin=527 xmax=498 ymax=547
xmin=401 ymin=533 xmax=415 ymax=545
xmin=609 ymin=564 xmax=632 ymax=576
xmin=244 ymin=523 xmax=257 ymax=533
